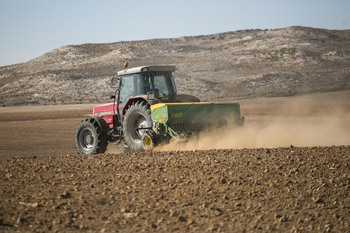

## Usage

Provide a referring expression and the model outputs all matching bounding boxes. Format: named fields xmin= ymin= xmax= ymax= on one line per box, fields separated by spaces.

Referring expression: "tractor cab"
xmin=116 ymin=66 xmax=178 ymax=107
xmin=114 ymin=65 xmax=200 ymax=119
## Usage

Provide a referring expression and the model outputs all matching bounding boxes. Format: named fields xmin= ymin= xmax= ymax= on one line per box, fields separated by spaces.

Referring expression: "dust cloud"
xmin=156 ymin=95 xmax=350 ymax=151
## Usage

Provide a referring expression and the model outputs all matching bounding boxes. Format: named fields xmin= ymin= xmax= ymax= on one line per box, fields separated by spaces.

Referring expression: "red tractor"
xmin=75 ymin=63 xmax=244 ymax=154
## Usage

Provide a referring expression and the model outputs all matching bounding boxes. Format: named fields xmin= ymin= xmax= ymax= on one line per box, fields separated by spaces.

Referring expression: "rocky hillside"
xmin=0 ymin=26 xmax=349 ymax=106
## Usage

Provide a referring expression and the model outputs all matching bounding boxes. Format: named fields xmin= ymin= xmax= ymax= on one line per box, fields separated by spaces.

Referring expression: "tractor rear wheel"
xmin=75 ymin=118 xmax=108 ymax=155
xmin=123 ymin=102 xmax=152 ymax=152
xmin=117 ymin=139 xmax=131 ymax=153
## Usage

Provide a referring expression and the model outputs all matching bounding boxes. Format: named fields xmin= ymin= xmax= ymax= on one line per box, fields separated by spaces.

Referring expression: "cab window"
xmin=171 ymin=74 xmax=177 ymax=94
xmin=119 ymin=75 xmax=134 ymax=103
xmin=135 ymin=74 xmax=152 ymax=95
xmin=153 ymin=73 xmax=174 ymax=97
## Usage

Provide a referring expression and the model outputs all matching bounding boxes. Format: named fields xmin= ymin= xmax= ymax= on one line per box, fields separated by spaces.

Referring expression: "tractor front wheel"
xmin=123 ymin=102 xmax=152 ymax=152
xmin=75 ymin=118 xmax=108 ymax=155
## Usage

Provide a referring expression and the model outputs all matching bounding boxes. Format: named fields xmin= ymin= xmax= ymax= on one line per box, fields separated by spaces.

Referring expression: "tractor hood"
xmin=93 ymin=102 xmax=116 ymax=116
xmin=92 ymin=102 xmax=117 ymax=127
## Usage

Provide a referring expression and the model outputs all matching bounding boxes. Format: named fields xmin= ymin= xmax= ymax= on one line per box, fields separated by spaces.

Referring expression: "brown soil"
xmin=1 ymin=92 xmax=350 ymax=232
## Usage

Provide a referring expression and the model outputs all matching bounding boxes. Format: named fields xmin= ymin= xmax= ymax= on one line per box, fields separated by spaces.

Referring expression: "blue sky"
xmin=0 ymin=0 xmax=349 ymax=67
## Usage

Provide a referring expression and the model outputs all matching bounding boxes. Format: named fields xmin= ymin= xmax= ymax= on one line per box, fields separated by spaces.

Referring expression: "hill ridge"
xmin=0 ymin=26 xmax=349 ymax=106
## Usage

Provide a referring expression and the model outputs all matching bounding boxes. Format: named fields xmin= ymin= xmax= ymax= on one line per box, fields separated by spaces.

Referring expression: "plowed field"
xmin=1 ymin=92 xmax=350 ymax=232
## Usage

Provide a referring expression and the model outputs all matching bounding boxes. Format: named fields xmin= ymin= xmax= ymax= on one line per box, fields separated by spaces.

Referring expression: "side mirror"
xmin=111 ymin=77 xmax=118 ymax=87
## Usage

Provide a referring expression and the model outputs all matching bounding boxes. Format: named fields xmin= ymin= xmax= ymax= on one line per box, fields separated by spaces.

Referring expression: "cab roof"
xmin=117 ymin=65 xmax=176 ymax=76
